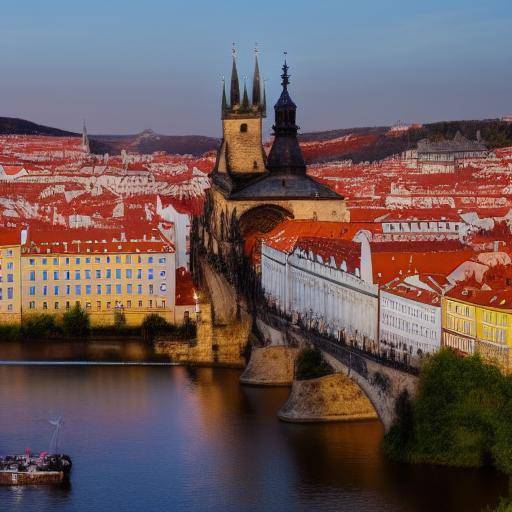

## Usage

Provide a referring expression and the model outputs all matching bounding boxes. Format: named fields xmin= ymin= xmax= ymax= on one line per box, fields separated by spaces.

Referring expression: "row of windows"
xmin=0 ymin=287 xmax=14 ymax=300
xmin=28 ymin=299 xmax=167 ymax=311
xmin=446 ymin=314 xmax=473 ymax=336
xmin=381 ymin=312 xmax=438 ymax=340
xmin=1 ymin=249 xmax=14 ymax=258
xmin=0 ymin=274 xmax=14 ymax=283
xmin=481 ymin=324 xmax=507 ymax=344
xmin=28 ymin=282 xmax=168 ymax=297
xmin=446 ymin=301 xmax=473 ymax=318
xmin=28 ymin=268 xmax=164 ymax=281
xmin=27 ymin=255 xmax=167 ymax=266
xmin=0 ymin=261 xmax=14 ymax=270
xmin=382 ymin=296 xmax=436 ymax=323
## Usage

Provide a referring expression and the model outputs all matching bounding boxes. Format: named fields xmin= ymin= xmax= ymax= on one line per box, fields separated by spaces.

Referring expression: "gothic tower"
xmin=215 ymin=46 xmax=267 ymax=180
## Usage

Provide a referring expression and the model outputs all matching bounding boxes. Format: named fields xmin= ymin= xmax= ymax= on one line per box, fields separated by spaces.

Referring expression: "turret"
xmin=252 ymin=46 xmax=262 ymax=108
xmin=230 ymin=45 xmax=240 ymax=108
xmin=216 ymin=46 xmax=267 ymax=173
xmin=266 ymin=57 xmax=306 ymax=175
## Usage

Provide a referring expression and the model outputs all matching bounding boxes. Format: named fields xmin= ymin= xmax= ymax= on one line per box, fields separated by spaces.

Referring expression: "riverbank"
xmin=384 ymin=349 xmax=512 ymax=475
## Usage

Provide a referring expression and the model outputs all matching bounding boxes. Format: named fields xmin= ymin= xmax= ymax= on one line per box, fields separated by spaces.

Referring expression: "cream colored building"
xmin=20 ymin=234 xmax=179 ymax=326
xmin=0 ymin=232 xmax=22 ymax=324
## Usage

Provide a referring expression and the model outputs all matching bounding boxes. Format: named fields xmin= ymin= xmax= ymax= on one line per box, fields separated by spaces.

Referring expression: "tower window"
xmin=253 ymin=160 xmax=258 ymax=170
xmin=240 ymin=123 xmax=248 ymax=133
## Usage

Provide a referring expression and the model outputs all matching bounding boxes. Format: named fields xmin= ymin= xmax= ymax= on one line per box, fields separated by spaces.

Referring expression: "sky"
xmin=1 ymin=0 xmax=511 ymax=137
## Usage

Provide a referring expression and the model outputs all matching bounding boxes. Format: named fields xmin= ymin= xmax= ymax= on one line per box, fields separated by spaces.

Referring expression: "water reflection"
xmin=0 ymin=363 xmax=509 ymax=512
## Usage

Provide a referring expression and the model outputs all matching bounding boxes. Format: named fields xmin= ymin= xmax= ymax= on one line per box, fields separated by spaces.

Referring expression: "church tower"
xmin=215 ymin=45 xmax=266 ymax=178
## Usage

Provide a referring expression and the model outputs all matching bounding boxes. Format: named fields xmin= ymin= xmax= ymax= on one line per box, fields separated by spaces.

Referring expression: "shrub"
xmin=295 ymin=348 xmax=332 ymax=380
xmin=62 ymin=304 xmax=90 ymax=338
xmin=141 ymin=314 xmax=169 ymax=342
xmin=0 ymin=323 xmax=21 ymax=342
xmin=21 ymin=314 xmax=57 ymax=340
xmin=114 ymin=310 xmax=127 ymax=329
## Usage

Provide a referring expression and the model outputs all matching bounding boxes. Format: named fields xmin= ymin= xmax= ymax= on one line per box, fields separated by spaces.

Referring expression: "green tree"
xmin=384 ymin=349 xmax=512 ymax=473
xmin=114 ymin=310 xmax=127 ymax=329
xmin=141 ymin=314 xmax=169 ymax=343
xmin=295 ymin=348 xmax=332 ymax=380
xmin=62 ymin=304 xmax=90 ymax=338
xmin=21 ymin=314 xmax=57 ymax=339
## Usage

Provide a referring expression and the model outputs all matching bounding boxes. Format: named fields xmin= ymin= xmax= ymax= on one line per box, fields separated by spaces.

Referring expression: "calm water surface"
xmin=0 ymin=341 xmax=509 ymax=512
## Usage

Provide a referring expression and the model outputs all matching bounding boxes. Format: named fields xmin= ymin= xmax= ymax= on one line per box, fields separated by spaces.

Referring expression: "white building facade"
xmin=261 ymin=232 xmax=380 ymax=352
xmin=379 ymin=276 xmax=442 ymax=366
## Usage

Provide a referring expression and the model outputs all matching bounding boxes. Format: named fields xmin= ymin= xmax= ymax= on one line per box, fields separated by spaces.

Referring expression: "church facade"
xmin=197 ymin=50 xmax=349 ymax=267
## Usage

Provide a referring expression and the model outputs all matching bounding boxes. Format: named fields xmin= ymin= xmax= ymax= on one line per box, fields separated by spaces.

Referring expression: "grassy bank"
xmin=384 ymin=349 xmax=512 ymax=474
xmin=0 ymin=309 xmax=196 ymax=343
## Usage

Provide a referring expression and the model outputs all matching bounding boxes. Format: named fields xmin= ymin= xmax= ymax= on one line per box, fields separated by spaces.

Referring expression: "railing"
xmin=260 ymin=306 xmax=419 ymax=377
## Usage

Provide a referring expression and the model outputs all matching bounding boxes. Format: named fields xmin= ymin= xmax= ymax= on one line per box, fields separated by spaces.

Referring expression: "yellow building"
xmin=442 ymin=286 xmax=512 ymax=372
xmin=20 ymin=233 xmax=179 ymax=327
xmin=0 ymin=231 xmax=22 ymax=324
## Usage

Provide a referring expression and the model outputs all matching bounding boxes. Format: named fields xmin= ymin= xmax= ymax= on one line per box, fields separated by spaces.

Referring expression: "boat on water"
xmin=0 ymin=418 xmax=72 ymax=486
xmin=0 ymin=453 xmax=72 ymax=485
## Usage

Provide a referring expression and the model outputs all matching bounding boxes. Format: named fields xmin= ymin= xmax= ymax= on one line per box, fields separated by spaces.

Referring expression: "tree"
xmin=62 ymin=304 xmax=90 ymax=338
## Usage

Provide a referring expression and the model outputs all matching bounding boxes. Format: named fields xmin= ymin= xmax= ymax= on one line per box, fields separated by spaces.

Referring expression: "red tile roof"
xmin=175 ymin=267 xmax=196 ymax=306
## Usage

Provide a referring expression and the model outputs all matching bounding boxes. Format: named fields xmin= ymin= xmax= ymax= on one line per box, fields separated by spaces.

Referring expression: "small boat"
xmin=0 ymin=418 xmax=72 ymax=486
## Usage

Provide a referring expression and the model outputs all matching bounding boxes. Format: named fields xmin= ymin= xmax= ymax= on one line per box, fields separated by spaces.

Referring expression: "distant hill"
xmin=0 ymin=118 xmax=219 ymax=157
xmin=2 ymin=115 xmax=511 ymax=162
xmin=0 ymin=117 xmax=78 ymax=137
xmin=91 ymin=129 xmax=220 ymax=157
xmin=299 ymin=119 xmax=512 ymax=164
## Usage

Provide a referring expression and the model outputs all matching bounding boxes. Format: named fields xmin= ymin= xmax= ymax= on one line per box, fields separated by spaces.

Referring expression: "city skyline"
xmin=1 ymin=0 xmax=511 ymax=136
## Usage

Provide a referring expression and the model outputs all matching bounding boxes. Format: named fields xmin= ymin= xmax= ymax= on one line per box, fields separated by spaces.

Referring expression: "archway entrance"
xmin=238 ymin=204 xmax=293 ymax=264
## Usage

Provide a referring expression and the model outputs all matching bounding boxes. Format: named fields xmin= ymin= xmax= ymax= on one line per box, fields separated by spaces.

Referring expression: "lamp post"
xmin=193 ymin=291 xmax=201 ymax=322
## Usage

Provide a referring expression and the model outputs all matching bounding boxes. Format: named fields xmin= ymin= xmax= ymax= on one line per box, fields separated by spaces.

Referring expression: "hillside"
xmin=91 ymin=129 xmax=219 ymax=157
xmin=2 ymin=115 xmax=512 ymax=162
xmin=0 ymin=117 xmax=78 ymax=137
xmin=299 ymin=119 xmax=512 ymax=164
xmin=0 ymin=118 xmax=219 ymax=157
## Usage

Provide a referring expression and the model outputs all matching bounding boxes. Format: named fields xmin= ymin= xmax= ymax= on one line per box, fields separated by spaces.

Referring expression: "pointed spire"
xmin=221 ymin=76 xmax=227 ymax=114
xmin=252 ymin=43 xmax=261 ymax=106
xmin=82 ymin=119 xmax=90 ymax=153
xmin=230 ymin=43 xmax=240 ymax=107
xmin=281 ymin=51 xmax=290 ymax=90
xmin=262 ymin=80 xmax=267 ymax=117
xmin=242 ymin=76 xmax=250 ymax=110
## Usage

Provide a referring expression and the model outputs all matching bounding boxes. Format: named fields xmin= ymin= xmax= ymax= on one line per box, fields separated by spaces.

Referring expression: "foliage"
xmin=384 ymin=349 xmax=512 ymax=474
xmin=141 ymin=314 xmax=196 ymax=343
xmin=295 ymin=348 xmax=332 ymax=381
xmin=21 ymin=314 xmax=58 ymax=340
xmin=485 ymin=498 xmax=512 ymax=512
xmin=62 ymin=304 xmax=90 ymax=338
xmin=114 ymin=310 xmax=127 ymax=329
xmin=0 ymin=323 xmax=21 ymax=342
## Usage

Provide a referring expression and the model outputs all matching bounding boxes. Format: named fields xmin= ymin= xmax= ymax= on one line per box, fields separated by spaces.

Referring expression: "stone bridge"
xmin=197 ymin=259 xmax=418 ymax=431
xmin=255 ymin=315 xmax=418 ymax=431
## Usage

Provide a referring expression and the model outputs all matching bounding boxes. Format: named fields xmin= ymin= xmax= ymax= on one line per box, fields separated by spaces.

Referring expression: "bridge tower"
xmin=195 ymin=52 xmax=349 ymax=285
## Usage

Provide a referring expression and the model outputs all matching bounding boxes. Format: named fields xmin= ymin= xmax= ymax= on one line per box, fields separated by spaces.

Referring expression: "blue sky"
xmin=1 ymin=0 xmax=511 ymax=136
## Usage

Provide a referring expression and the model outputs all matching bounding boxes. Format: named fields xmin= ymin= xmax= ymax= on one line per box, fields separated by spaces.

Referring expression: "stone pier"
xmin=278 ymin=373 xmax=378 ymax=423
xmin=240 ymin=345 xmax=298 ymax=386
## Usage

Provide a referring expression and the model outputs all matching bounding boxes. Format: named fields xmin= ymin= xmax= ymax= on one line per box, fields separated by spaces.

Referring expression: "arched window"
xmin=240 ymin=123 xmax=248 ymax=133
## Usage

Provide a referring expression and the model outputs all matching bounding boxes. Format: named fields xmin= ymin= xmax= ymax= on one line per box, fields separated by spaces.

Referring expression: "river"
xmin=0 ymin=340 xmax=509 ymax=512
